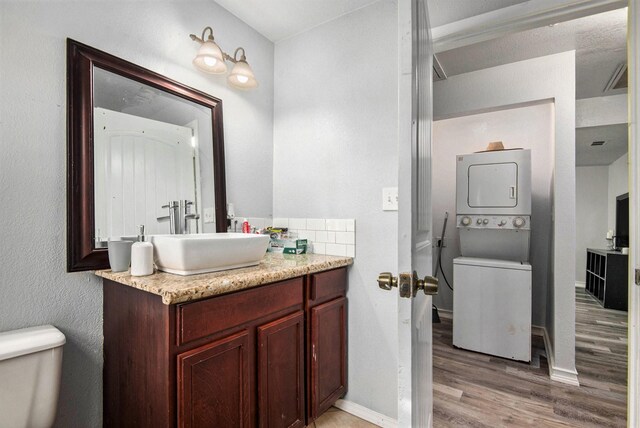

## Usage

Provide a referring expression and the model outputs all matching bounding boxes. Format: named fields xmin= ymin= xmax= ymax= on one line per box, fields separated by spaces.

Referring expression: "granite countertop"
xmin=95 ymin=253 xmax=353 ymax=305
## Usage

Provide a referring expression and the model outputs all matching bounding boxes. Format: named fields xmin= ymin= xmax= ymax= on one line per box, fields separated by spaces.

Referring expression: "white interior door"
xmin=628 ymin=1 xmax=640 ymax=425
xmin=397 ymin=0 xmax=434 ymax=426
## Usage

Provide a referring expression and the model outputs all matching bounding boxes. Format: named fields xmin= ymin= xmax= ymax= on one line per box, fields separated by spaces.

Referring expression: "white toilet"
xmin=0 ymin=325 xmax=66 ymax=428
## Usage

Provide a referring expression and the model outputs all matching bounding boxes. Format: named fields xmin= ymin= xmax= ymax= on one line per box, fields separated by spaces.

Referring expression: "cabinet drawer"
xmin=309 ymin=268 xmax=347 ymax=306
xmin=178 ymin=277 xmax=304 ymax=345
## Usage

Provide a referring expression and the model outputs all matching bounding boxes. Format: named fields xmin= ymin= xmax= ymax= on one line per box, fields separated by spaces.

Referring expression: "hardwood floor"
xmin=433 ymin=287 xmax=628 ymax=427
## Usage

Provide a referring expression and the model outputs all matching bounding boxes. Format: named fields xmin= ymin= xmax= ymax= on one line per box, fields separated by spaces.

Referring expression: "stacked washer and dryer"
xmin=453 ymin=149 xmax=532 ymax=362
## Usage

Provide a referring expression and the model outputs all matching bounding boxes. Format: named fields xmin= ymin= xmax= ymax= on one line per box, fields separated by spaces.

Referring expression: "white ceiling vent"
xmin=604 ymin=62 xmax=627 ymax=93
xmin=433 ymin=54 xmax=447 ymax=81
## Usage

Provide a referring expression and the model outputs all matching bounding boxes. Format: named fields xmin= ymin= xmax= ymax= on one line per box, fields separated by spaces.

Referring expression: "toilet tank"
xmin=0 ymin=325 xmax=66 ymax=428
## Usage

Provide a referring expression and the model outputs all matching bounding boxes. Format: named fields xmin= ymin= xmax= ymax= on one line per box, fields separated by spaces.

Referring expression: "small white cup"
xmin=108 ymin=240 xmax=134 ymax=272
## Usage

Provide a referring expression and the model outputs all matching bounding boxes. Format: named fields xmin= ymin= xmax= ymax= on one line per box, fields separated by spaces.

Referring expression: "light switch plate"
xmin=382 ymin=187 xmax=398 ymax=211
xmin=204 ymin=207 xmax=215 ymax=224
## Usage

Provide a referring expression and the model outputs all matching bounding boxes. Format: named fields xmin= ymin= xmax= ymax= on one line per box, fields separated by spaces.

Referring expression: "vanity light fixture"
xmin=189 ymin=26 xmax=258 ymax=90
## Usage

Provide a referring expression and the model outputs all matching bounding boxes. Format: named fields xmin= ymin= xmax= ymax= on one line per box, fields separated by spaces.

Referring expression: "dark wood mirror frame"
xmin=67 ymin=39 xmax=227 ymax=272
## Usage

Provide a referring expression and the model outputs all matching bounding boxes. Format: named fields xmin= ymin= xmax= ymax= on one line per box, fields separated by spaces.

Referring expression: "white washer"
xmin=453 ymin=257 xmax=531 ymax=362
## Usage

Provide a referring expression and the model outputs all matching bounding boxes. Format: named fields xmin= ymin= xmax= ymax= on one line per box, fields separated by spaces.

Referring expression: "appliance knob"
xmin=476 ymin=219 xmax=482 ymax=225
xmin=461 ymin=216 xmax=471 ymax=226
xmin=499 ymin=220 xmax=507 ymax=226
xmin=482 ymin=219 xmax=489 ymax=225
xmin=513 ymin=217 xmax=525 ymax=228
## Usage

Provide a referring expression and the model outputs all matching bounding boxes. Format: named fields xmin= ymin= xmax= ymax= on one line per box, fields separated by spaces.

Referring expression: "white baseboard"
xmin=334 ymin=399 xmax=398 ymax=428
xmin=531 ymin=325 xmax=545 ymax=337
xmin=435 ymin=307 xmax=453 ymax=319
xmin=575 ymin=281 xmax=586 ymax=288
xmin=533 ymin=325 xmax=580 ymax=386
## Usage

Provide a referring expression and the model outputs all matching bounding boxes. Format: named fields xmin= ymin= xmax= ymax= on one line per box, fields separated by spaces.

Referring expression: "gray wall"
xmin=434 ymin=51 xmax=577 ymax=375
xmin=0 ymin=2 xmax=274 ymax=426
xmin=432 ymin=103 xmax=553 ymax=327
xmin=575 ymin=166 xmax=609 ymax=283
xmin=273 ymin=0 xmax=399 ymax=419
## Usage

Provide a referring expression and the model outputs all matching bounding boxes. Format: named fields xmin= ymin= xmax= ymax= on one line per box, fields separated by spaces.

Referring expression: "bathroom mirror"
xmin=67 ymin=39 xmax=227 ymax=272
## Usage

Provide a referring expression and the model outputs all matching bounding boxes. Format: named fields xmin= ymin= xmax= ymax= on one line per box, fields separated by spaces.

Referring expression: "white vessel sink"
xmin=149 ymin=233 xmax=270 ymax=276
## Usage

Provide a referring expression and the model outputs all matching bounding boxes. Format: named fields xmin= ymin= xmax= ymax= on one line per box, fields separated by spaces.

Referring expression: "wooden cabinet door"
xmin=257 ymin=311 xmax=305 ymax=428
xmin=309 ymin=297 xmax=347 ymax=420
xmin=178 ymin=330 xmax=251 ymax=428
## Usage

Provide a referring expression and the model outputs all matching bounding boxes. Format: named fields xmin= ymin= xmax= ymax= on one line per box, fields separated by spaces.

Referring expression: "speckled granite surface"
xmin=95 ymin=253 xmax=353 ymax=305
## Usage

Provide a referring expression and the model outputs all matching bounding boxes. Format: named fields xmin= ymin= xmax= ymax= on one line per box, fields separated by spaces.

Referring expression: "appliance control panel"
xmin=457 ymin=215 xmax=530 ymax=231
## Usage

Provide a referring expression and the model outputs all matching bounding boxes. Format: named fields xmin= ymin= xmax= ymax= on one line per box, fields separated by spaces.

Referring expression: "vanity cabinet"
xmin=307 ymin=269 xmax=348 ymax=422
xmin=178 ymin=330 xmax=251 ymax=427
xmin=103 ymin=267 xmax=348 ymax=428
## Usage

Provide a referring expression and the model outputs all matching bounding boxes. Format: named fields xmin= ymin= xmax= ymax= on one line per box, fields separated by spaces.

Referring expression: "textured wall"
xmin=0 ymin=2 xmax=274 ymax=426
xmin=576 ymin=94 xmax=628 ymax=128
xmin=432 ymin=103 xmax=554 ymax=328
xmin=434 ymin=51 xmax=577 ymax=375
xmin=575 ymin=166 xmax=609 ymax=282
xmin=273 ymin=0 xmax=399 ymax=419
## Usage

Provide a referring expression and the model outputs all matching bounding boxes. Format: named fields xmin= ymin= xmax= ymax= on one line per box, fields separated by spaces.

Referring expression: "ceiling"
xmin=435 ymin=8 xmax=628 ymax=99
xmin=213 ymin=0 xmax=379 ymax=42
xmin=576 ymin=124 xmax=628 ymax=166
xmin=426 ymin=0 xmax=528 ymax=27
xmin=214 ymin=0 xmax=528 ymax=43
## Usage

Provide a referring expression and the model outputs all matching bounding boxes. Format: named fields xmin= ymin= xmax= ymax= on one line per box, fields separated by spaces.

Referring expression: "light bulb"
xmin=236 ymin=75 xmax=249 ymax=84
xmin=203 ymin=56 xmax=217 ymax=67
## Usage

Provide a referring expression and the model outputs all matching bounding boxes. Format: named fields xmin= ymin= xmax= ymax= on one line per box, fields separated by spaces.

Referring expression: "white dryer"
xmin=456 ymin=149 xmax=531 ymax=262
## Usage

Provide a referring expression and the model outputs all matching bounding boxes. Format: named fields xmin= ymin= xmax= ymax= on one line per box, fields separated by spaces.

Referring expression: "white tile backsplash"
xmin=312 ymin=242 xmax=326 ymax=255
xmin=315 ymin=231 xmax=328 ymax=242
xmin=345 ymin=219 xmax=355 ymax=232
xmin=335 ymin=231 xmax=355 ymax=245
xmin=235 ymin=216 xmax=356 ymax=258
xmin=289 ymin=218 xmax=307 ymax=230
xmin=326 ymin=219 xmax=347 ymax=232
xmin=306 ymin=218 xmax=326 ymax=230
xmin=298 ymin=230 xmax=316 ymax=241
xmin=282 ymin=217 xmax=355 ymax=257
xmin=272 ymin=218 xmax=288 ymax=228
xmin=326 ymin=243 xmax=347 ymax=256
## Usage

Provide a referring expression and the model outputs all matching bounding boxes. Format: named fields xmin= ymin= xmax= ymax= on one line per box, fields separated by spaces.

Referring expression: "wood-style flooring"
xmin=433 ymin=287 xmax=628 ymax=427
xmin=310 ymin=406 xmax=378 ymax=427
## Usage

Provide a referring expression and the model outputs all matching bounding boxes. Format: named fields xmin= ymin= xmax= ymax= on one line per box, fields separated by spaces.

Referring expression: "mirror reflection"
xmin=92 ymin=67 xmax=216 ymax=246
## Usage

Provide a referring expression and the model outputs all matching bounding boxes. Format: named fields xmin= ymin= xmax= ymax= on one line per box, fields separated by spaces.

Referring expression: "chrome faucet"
xmin=157 ymin=200 xmax=200 ymax=234
xmin=183 ymin=201 xmax=200 ymax=234
xmin=157 ymin=201 xmax=180 ymax=234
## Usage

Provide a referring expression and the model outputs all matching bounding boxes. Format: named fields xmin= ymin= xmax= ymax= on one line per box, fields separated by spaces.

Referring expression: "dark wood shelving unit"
xmin=585 ymin=248 xmax=628 ymax=311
